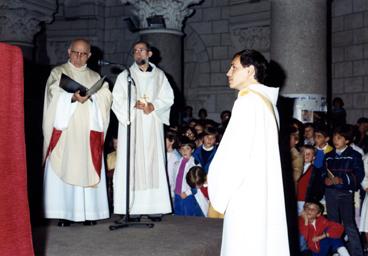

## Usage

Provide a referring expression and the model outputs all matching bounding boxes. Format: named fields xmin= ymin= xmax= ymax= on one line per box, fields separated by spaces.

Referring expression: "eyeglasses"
xmin=71 ymin=50 xmax=89 ymax=57
xmin=133 ymin=48 xmax=148 ymax=54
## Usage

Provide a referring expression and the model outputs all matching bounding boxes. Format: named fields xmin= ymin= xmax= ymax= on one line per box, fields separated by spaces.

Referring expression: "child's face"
xmin=289 ymin=133 xmax=299 ymax=148
xmin=203 ymin=134 xmax=216 ymax=148
xmin=180 ymin=145 xmax=193 ymax=159
xmin=194 ymin=124 xmax=204 ymax=135
xmin=358 ymin=122 xmax=368 ymax=134
xmin=302 ymin=148 xmax=315 ymax=164
xmin=304 ymin=127 xmax=314 ymax=140
xmin=185 ymin=129 xmax=196 ymax=141
xmin=165 ymin=138 xmax=174 ymax=150
xmin=333 ymin=133 xmax=349 ymax=150
xmin=314 ymin=132 xmax=329 ymax=148
xmin=303 ymin=203 xmax=321 ymax=222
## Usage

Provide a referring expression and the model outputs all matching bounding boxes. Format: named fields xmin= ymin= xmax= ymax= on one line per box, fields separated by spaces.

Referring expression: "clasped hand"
xmin=72 ymin=91 xmax=90 ymax=103
xmin=135 ymin=100 xmax=154 ymax=114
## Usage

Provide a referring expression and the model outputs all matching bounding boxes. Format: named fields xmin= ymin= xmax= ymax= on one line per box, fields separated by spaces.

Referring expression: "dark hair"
xmin=333 ymin=124 xmax=353 ymax=142
xmin=332 ymin=97 xmax=344 ymax=107
xmin=233 ymin=49 xmax=268 ymax=83
xmin=202 ymin=127 xmax=218 ymax=137
xmin=179 ymin=136 xmax=196 ymax=149
xmin=220 ymin=110 xmax=231 ymax=120
xmin=304 ymin=122 xmax=314 ymax=129
xmin=165 ymin=130 xmax=179 ymax=149
xmin=357 ymin=117 xmax=368 ymax=124
xmin=304 ymin=201 xmax=324 ymax=214
xmin=198 ymin=108 xmax=207 ymax=119
xmin=314 ymin=124 xmax=330 ymax=138
xmin=132 ymin=40 xmax=151 ymax=51
xmin=186 ymin=166 xmax=206 ymax=188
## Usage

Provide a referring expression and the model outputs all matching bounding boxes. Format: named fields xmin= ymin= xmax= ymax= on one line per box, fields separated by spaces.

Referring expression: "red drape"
xmin=0 ymin=43 xmax=34 ymax=255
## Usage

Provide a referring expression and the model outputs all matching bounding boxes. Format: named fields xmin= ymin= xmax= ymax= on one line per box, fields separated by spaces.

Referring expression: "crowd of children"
xmin=289 ymin=109 xmax=368 ymax=255
xmin=165 ymin=113 xmax=226 ymax=218
xmin=105 ymin=99 xmax=368 ymax=255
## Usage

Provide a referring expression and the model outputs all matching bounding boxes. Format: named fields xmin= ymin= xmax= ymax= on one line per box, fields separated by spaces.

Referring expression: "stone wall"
xmin=43 ymin=0 xmax=271 ymax=122
xmin=183 ymin=0 xmax=270 ymax=121
xmin=332 ymin=0 xmax=368 ymax=123
xmin=41 ymin=0 xmax=368 ymax=123
xmin=44 ymin=0 xmax=138 ymax=81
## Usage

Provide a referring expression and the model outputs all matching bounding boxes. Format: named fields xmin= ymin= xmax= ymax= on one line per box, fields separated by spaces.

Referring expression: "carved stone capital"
xmin=230 ymin=22 xmax=270 ymax=51
xmin=0 ymin=0 xmax=56 ymax=46
xmin=121 ymin=0 xmax=201 ymax=31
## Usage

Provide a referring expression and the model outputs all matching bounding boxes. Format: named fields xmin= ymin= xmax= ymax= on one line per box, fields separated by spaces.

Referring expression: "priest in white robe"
xmin=43 ymin=38 xmax=111 ymax=226
xmin=112 ymin=41 xmax=173 ymax=220
xmin=208 ymin=49 xmax=290 ymax=255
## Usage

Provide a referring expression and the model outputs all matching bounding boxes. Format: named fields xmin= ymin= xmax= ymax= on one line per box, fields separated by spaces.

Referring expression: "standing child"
xmin=193 ymin=127 xmax=218 ymax=174
xmin=297 ymin=145 xmax=324 ymax=214
xmin=304 ymin=123 xmax=315 ymax=146
xmin=322 ymin=125 xmax=365 ymax=256
xmin=299 ymin=201 xmax=349 ymax=256
xmin=165 ymin=130 xmax=181 ymax=201
xmin=173 ymin=137 xmax=202 ymax=216
xmin=313 ymin=125 xmax=333 ymax=168
xmin=290 ymin=126 xmax=303 ymax=187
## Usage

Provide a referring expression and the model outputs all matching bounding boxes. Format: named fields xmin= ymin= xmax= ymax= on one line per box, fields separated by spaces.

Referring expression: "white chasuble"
xmin=112 ymin=62 xmax=173 ymax=215
xmin=43 ymin=62 xmax=111 ymax=221
xmin=208 ymin=84 xmax=290 ymax=256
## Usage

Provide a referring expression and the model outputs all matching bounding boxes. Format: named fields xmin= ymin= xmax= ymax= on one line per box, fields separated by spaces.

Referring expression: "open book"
xmin=59 ymin=73 xmax=106 ymax=97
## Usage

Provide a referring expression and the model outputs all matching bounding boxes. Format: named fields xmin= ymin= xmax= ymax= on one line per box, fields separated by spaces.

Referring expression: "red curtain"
xmin=0 ymin=43 xmax=34 ymax=255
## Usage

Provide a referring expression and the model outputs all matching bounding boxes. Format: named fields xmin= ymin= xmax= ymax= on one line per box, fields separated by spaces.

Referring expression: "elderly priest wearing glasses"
xmin=42 ymin=38 xmax=112 ymax=227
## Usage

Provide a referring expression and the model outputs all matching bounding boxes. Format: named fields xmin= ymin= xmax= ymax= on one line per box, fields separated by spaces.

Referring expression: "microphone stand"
xmin=109 ymin=64 xmax=154 ymax=230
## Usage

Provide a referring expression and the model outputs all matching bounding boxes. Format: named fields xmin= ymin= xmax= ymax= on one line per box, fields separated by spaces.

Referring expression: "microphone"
xmin=98 ymin=59 xmax=119 ymax=66
xmin=98 ymin=60 xmax=134 ymax=85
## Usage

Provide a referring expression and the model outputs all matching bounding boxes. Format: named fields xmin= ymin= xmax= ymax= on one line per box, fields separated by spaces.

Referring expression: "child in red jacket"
xmin=299 ymin=201 xmax=350 ymax=256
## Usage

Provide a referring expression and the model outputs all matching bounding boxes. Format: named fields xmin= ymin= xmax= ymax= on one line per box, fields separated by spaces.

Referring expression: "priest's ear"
xmin=247 ymin=65 xmax=256 ymax=80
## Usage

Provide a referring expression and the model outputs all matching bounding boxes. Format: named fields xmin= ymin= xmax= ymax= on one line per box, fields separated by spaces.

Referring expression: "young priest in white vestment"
xmin=43 ymin=38 xmax=111 ymax=226
xmin=207 ymin=49 xmax=290 ymax=255
xmin=112 ymin=40 xmax=174 ymax=221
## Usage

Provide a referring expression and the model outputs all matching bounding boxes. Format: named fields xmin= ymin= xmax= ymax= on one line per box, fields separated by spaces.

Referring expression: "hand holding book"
xmin=59 ymin=73 xmax=106 ymax=97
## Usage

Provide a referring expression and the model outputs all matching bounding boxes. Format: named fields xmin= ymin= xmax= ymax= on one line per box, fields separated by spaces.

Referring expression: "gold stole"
xmin=238 ymin=88 xmax=276 ymax=122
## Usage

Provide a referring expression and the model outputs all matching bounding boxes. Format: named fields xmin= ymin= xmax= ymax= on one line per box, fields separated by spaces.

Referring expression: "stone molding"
xmin=230 ymin=22 xmax=270 ymax=51
xmin=120 ymin=0 xmax=202 ymax=31
xmin=0 ymin=0 xmax=56 ymax=46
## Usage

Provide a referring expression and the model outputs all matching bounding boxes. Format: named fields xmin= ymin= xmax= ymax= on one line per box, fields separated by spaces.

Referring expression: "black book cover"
xmin=59 ymin=73 xmax=105 ymax=97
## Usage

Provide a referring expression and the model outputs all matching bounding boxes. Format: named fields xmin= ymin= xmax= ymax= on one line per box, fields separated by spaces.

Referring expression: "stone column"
xmin=0 ymin=0 xmax=56 ymax=60
xmin=121 ymin=0 xmax=201 ymax=92
xmin=271 ymin=0 xmax=328 ymax=121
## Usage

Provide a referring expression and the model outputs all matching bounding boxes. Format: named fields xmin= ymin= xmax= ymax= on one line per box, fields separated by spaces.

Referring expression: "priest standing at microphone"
xmin=112 ymin=40 xmax=174 ymax=221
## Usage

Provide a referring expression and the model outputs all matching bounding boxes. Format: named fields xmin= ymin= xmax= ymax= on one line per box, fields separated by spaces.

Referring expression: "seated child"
xmin=297 ymin=145 xmax=324 ymax=214
xmin=173 ymin=137 xmax=203 ymax=216
xmin=186 ymin=165 xmax=224 ymax=219
xmin=186 ymin=166 xmax=209 ymax=217
xmin=193 ymin=127 xmax=218 ymax=174
xmin=299 ymin=201 xmax=349 ymax=256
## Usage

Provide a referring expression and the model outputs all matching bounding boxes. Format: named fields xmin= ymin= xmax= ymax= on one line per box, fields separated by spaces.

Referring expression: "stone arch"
xmin=183 ymin=24 xmax=212 ymax=114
